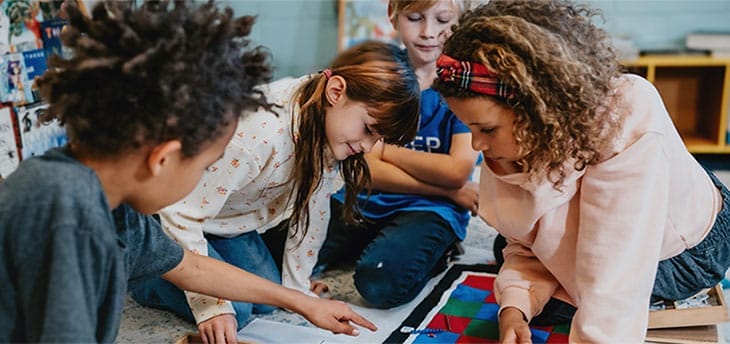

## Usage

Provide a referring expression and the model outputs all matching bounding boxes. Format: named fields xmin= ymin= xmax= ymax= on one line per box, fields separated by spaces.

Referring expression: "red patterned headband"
xmin=436 ymin=54 xmax=512 ymax=98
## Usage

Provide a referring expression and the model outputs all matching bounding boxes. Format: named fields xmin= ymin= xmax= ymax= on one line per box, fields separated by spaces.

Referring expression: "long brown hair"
xmin=289 ymin=41 xmax=420 ymax=237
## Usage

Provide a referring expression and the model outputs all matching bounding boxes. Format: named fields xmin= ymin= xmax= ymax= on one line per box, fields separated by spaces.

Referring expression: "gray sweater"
xmin=0 ymin=147 xmax=183 ymax=342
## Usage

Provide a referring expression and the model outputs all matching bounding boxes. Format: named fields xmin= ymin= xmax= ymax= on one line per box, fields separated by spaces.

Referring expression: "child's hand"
xmin=446 ymin=181 xmax=479 ymax=216
xmin=310 ymin=280 xmax=330 ymax=297
xmin=498 ymin=307 xmax=531 ymax=344
xmin=301 ymin=297 xmax=377 ymax=336
xmin=197 ymin=313 xmax=238 ymax=344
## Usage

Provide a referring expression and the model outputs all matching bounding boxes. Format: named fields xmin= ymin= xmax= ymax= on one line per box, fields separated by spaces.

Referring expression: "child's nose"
xmin=361 ymin=136 xmax=381 ymax=153
xmin=420 ymin=20 xmax=438 ymax=39
xmin=472 ymin=135 xmax=488 ymax=152
xmin=361 ymin=140 xmax=374 ymax=153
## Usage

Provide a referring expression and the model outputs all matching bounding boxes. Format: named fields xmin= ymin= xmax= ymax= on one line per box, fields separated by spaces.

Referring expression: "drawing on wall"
xmin=0 ymin=106 xmax=19 ymax=178
xmin=338 ymin=0 xmax=399 ymax=51
xmin=15 ymin=102 xmax=66 ymax=159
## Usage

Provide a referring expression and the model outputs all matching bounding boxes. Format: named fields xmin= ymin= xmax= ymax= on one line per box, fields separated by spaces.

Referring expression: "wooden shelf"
xmin=648 ymin=284 xmax=728 ymax=329
xmin=623 ymin=56 xmax=730 ymax=154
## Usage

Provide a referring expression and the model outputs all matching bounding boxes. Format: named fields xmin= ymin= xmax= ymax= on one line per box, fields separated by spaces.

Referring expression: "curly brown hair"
xmin=289 ymin=41 xmax=420 ymax=236
xmin=433 ymin=0 xmax=624 ymax=188
xmin=35 ymin=0 xmax=272 ymax=159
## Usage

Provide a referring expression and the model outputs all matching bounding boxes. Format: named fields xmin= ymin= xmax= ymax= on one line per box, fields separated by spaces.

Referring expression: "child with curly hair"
xmin=314 ymin=0 xmax=480 ymax=309
xmin=0 ymin=1 xmax=375 ymax=342
xmin=128 ymin=40 xmax=420 ymax=340
xmin=432 ymin=0 xmax=730 ymax=342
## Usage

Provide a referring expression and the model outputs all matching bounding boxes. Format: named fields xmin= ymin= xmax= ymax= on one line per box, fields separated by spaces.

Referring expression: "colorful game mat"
xmin=385 ymin=264 xmax=570 ymax=343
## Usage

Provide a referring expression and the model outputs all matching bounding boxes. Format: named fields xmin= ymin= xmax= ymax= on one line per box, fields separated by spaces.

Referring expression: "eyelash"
xmin=406 ymin=16 xmax=452 ymax=24
xmin=480 ymin=128 xmax=495 ymax=134
xmin=364 ymin=125 xmax=373 ymax=135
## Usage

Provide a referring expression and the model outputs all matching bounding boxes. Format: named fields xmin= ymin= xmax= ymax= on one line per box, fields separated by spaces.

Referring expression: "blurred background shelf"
xmin=624 ymin=55 xmax=730 ymax=154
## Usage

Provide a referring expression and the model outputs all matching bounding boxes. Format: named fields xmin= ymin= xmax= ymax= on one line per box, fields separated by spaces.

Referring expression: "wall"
xmin=225 ymin=0 xmax=340 ymax=79
xmin=226 ymin=0 xmax=730 ymax=79
xmin=587 ymin=0 xmax=730 ymax=51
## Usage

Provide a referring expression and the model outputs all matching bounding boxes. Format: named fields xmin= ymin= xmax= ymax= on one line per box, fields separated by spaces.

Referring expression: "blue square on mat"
xmin=530 ymin=327 xmax=551 ymax=344
xmin=473 ymin=303 xmax=500 ymax=321
xmin=450 ymin=284 xmax=491 ymax=303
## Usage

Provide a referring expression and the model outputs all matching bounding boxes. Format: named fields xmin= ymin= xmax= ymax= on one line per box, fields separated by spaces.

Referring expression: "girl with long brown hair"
xmin=129 ymin=40 xmax=420 ymax=341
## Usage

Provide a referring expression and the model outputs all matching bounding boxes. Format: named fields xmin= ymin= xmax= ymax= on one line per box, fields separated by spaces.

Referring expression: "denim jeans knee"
xmin=131 ymin=231 xmax=281 ymax=328
xmin=352 ymin=211 xmax=457 ymax=308
xmin=128 ymin=276 xmax=196 ymax=323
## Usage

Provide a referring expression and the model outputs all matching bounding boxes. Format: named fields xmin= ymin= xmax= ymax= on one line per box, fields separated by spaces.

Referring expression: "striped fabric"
xmin=436 ymin=54 xmax=512 ymax=99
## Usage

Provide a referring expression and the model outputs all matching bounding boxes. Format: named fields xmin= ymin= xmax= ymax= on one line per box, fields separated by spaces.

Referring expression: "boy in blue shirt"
xmin=0 ymin=1 xmax=374 ymax=342
xmin=314 ymin=0 xmax=480 ymax=308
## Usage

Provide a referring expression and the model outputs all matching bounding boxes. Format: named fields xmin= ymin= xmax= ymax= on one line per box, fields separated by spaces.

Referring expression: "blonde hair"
xmin=388 ymin=0 xmax=466 ymax=21
xmin=288 ymin=41 xmax=420 ymax=239
xmin=433 ymin=0 xmax=624 ymax=189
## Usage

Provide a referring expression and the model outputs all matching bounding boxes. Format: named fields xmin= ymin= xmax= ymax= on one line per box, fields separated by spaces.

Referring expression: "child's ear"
xmin=325 ymin=75 xmax=347 ymax=106
xmin=147 ymin=140 xmax=182 ymax=176
xmin=387 ymin=6 xmax=397 ymax=28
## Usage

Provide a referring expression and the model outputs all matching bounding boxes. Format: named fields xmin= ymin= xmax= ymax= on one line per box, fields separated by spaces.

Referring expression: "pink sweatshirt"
xmin=479 ymin=74 xmax=723 ymax=342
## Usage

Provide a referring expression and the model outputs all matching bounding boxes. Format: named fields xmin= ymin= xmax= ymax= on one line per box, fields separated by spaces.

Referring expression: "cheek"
xmin=172 ymin=171 xmax=204 ymax=200
xmin=504 ymin=137 xmax=522 ymax=158
xmin=399 ymin=25 xmax=419 ymax=40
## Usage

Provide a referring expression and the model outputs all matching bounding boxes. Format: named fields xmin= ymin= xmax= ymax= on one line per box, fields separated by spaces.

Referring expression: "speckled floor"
xmin=117 ymin=169 xmax=730 ymax=343
xmin=117 ymin=217 xmax=498 ymax=343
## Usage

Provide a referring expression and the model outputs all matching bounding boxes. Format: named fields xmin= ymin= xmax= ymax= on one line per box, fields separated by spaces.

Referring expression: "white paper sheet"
xmin=237 ymin=318 xmax=355 ymax=344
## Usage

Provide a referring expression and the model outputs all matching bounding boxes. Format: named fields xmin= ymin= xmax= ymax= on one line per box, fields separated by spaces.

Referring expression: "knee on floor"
xmin=353 ymin=261 xmax=414 ymax=308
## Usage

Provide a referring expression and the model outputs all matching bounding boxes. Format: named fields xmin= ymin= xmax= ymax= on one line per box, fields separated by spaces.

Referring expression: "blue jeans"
xmin=653 ymin=169 xmax=730 ymax=300
xmin=500 ymin=169 xmax=730 ymax=325
xmin=316 ymin=200 xmax=458 ymax=308
xmin=128 ymin=230 xmax=280 ymax=329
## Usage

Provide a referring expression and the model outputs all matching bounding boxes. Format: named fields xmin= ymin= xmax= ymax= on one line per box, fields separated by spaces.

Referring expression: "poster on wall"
xmin=15 ymin=102 xmax=65 ymax=160
xmin=0 ymin=105 xmax=20 ymax=178
xmin=338 ymin=0 xmax=399 ymax=51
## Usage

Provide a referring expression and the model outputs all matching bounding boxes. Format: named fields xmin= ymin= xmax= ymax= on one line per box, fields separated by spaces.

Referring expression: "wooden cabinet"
xmin=624 ymin=55 xmax=730 ymax=154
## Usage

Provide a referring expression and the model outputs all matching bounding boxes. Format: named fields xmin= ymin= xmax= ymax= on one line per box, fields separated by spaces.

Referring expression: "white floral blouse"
xmin=158 ymin=75 xmax=340 ymax=324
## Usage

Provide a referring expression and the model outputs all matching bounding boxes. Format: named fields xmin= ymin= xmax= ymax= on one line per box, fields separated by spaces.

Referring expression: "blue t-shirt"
xmin=333 ymin=88 xmax=472 ymax=240
xmin=0 ymin=147 xmax=184 ymax=343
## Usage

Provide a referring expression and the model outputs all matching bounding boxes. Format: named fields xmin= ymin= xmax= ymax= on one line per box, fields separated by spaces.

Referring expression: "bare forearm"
xmin=381 ymin=145 xmax=473 ymax=188
xmin=163 ymin=250 xmax=310 ymax=314
xmin=367 ymin=157 xmax=454 ymax=198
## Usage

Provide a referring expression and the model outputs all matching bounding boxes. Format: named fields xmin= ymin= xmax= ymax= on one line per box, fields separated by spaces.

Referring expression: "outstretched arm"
xmin=163 ymin=250 xmax=377 ymax=336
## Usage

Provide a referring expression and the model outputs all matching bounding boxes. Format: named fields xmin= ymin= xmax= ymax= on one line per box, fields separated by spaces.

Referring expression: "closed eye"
xmin=480 ymin=127 xmax=495 ymax=135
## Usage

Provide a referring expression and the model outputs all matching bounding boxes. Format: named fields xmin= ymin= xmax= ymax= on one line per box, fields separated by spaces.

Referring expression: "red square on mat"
xmin=546 ymin=332 xmax=570 ymax=343
xmin=427 ymin=314 xmax=475 ymax=334
xmin=462 ymin=275 xmax=495 ymax=291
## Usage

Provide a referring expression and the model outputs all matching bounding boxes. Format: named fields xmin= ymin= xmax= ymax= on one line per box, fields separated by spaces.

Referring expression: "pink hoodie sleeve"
xmin=496 ymin=242 xmax=560 ymax=322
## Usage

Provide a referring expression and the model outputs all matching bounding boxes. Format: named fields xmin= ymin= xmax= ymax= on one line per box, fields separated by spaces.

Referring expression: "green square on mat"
xmin=551 ymin=323 xmax=571 ymax=334
xmin=463 ymin=319 xmax=500 ymax=339
xmin=440 ymin=298 xmax=482 ymax=318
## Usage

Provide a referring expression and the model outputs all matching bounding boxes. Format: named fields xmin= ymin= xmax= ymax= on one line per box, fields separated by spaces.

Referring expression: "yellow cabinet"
xmin=624 ymin=55 xmax=730 ymax=154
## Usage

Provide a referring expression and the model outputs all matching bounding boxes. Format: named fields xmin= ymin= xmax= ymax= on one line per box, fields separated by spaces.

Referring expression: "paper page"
xmin=237 ymin=318 xmax=355 ymax=344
